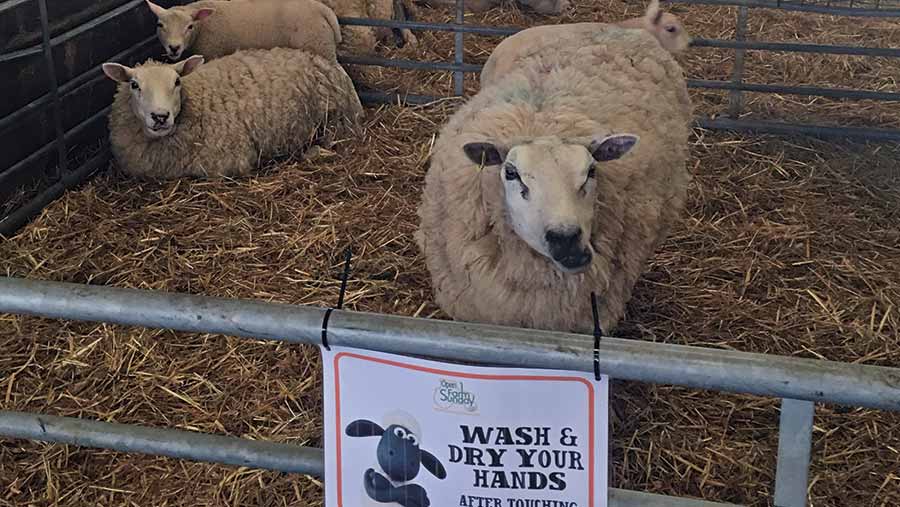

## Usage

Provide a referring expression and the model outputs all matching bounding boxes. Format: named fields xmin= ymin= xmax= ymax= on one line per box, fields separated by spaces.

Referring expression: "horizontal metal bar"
xmin=0 ymin=0 xmax=146 ymax=63
xmin=0 ymin=35 xmax=158 ymax=135
xmin=688 ymin=79 xmax=900 ymax=101
xmin=692 ymin=37 xmax=900 ymax=58
xmin=0 ymin=105 xmax=111 ymax=192
xmin=1 ymin=278 xmax=899 ymax=411
xmin=695 ymin=117 xmax=900 ymax=140
xmin=670 ymin=0 xmax=900 ymax=17
xmin=357 ymin=90 xmax=443 ymax=105
xmin=0 ymin=410 xmax=325 ymax=475
xmin=773 ymin=399 xmax=814 ymax=507
xmin=339 ymin=54 xmax=482 ymax=73
xmin=0 ymin=410 xmax=742 ymax=507
xmin=338 ymin=16 xmax=520 ymax=36
xmin=0 ymin=150 xmax=110 ymax=238
xmin=0 ymin=0 xmax=31 ymax=15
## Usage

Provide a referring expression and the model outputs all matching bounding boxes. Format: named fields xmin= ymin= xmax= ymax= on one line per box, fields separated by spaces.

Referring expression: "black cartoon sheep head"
xmin=345 ymin=418 xmax=447 ymax=482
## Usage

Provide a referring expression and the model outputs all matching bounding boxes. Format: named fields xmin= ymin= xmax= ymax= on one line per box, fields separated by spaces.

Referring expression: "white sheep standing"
xmin=146 ymin=0 xmax=342 ymax=62
xmin=101 ymin=47 xmax=364 ymax=179
xmin=480 ymin=0 xmax=691 ymax=88
xmin=416 ymin=26 xmax=693 ymax=334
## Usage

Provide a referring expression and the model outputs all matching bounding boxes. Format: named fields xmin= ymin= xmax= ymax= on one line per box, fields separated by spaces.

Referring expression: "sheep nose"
xmin=168 ymin=45 xmax=180 ymax=55
xmin=546 ymin=227 xmax=592 ymax=270
xmin=545 ymin=227 xmax=582 ymax=250
xmin=151 ymin=112 xmax=170 ymax=124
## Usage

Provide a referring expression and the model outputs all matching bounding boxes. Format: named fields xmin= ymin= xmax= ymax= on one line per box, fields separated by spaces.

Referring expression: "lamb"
xmin=480 ymin=0 xmax=691 ymax=87
xmin=101 ymin=47 xmax=364 ymax=179
xmin=146 ymin=0 xmax=342 ymax=62
xmin=416 ymin=26 xmax=693 ymax=334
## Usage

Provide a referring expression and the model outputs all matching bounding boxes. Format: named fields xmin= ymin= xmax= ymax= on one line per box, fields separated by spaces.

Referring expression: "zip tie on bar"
xmin=590 ymin=292 xmax=603 ymax=382
xmin=321 ymin=247 xmax=353 ymax=351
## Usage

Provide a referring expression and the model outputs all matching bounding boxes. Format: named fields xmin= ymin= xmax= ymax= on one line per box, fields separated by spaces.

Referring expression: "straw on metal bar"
xmin=338 ymin=54 xmax=482 ymax=73
xmin=694 ymin=116 xmax=900 ymax=140
xmin=0 ymin=410 xmax=744 ymax=507
xmin=691 ymin=38 xmax=900 ymax=58
xmin=1 ymin=277 xmax=899 ymax=411
xmin=687 ymin=79 xmax=900 ymax=101
xmin=728 ymin=6 xmax=749 ymax=118
xmin=337 ymin=16 xmax=519 ymax=36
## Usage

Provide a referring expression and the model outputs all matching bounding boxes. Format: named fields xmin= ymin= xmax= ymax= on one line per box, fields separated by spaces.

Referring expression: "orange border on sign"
xmin=333 ymin=351 xmax=596 ymax=507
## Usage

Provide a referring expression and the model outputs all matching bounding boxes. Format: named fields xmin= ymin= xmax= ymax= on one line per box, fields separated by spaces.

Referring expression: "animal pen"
xmin=1 ymin=0 xmax=899 ymax=506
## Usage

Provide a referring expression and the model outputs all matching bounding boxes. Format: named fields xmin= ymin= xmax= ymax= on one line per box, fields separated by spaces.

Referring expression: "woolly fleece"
xmin=166 ymin=0 xmax=342 ymax=62
xmin=481 ymin=20 xmax=684 ymax=88
xmin=109 ymin=48 xmax=363 ymax=179
xmin=416 ymin=27 xmax=693 ymax=333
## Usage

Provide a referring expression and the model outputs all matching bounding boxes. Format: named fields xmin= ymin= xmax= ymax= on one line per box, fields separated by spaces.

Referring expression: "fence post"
xmin=453 ymin=0 xmax=465 ymax=96
xmin=773 ymin=398 xmax=815 ymax=507
xmin=37 ymin=0 xmax=69 ymax=181
xmin=728 ymin=5 xmax=749 ymax=118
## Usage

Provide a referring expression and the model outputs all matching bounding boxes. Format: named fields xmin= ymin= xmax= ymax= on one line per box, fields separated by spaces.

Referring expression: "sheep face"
xmin=101 ymin=56 xmax=205 ymax=139
xmin=464 ymin=134 xmax=639 ymax=274
xmin=644 ymin=0 xmax=692 ymax=53
xmin=146 ymin=1 xmax=215 ymax=61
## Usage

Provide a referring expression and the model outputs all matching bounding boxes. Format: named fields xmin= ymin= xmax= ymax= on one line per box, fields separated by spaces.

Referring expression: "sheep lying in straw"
xmin=416 ymin=26 xmax=693 ymax=333
xmin=481 ymin=0 xmax=691 ymax=87
xmin=102 ymin=48 xmax=363 ymax=179
xmin=146 ymin=0 xmax=342 ymax=62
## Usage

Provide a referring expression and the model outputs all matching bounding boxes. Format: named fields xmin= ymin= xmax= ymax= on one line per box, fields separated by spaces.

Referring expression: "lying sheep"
xmin=101 ymin=47 xmax=364 ymax=179
xmin=416 ymin=26 xmax=693 ymax=333
xmin=481 ymin=0 xmax=691 ymax=87
xmin=146 ymin=0 xmax=341 ymax=62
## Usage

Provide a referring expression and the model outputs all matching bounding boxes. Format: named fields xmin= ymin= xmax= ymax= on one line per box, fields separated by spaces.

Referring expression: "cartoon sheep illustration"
xmin=345 ymin=411 xmax=447 ymax=507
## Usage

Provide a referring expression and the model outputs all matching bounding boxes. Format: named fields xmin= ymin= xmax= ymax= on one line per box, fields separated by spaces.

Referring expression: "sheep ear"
xmin=588 ymin=134 xmax=639 ymax=162
xmin=146 ymin=0 xmax=167 ymax=18
xmin=174 ymin=55 xmax=204 ymax=76
xmin=192 ymin=7 xmax=215 ymax=21
xmin=102 ymin=63 xmax=133 ymax=83
xmin=345 ymin=419 xmax=385 ymax=437
xmin=463 ymin=142 xmax=507 ymax=166
xmin=646 ymin=0 xmax=663 ymax=26
xmin=420 ymin=449 xmax=447 ymax=479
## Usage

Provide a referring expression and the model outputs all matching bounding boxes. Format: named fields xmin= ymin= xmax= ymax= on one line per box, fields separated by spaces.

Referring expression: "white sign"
xmin=322 ymin=345 xmax=609 ymax=507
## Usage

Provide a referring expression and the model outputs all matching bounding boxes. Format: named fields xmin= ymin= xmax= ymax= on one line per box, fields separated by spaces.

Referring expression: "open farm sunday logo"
xmin=322 ymin=346 xmax=609 ymax=507
xmin=434 ymin=378 xmax=479 ymax=414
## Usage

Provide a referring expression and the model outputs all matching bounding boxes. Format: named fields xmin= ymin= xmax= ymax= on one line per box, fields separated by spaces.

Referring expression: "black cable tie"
xmin=590 ymin=291 xmax=603 ymax=382
xmin=322 ymin=246 xmax=353 ymax=351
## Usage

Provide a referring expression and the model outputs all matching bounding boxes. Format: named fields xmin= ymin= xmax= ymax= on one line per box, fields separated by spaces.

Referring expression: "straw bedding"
xmin=2 ymin=0 xmax=900 ymax=505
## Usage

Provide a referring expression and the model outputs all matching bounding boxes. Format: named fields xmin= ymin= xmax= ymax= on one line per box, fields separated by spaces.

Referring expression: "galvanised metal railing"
xmin=1 ymin=277 xmax=899 ymax=506
xmin=3 ymin=0 xmax=900 ymax=237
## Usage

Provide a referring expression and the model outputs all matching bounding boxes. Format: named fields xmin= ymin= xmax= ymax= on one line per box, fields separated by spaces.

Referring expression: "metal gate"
xmin=1 ymin=277 xmax=899 ymax=507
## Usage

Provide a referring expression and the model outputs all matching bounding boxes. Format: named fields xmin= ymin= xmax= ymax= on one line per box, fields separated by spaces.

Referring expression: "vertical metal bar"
xmin=773 ymin=398 xmax=815 ymax=507
xmin=37 ymin=0 xmax=68 ymax=180
xmin=728 ymin=6 xmax=749 ymax=118
xmin=453 ymin=0 xmax=465 ymax=96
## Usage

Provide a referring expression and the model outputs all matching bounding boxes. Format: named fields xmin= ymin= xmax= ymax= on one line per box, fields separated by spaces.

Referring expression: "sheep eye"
xmin=187 ymin=24 xmax=194 ymax=30
xmin=393 ymin=427 xmax=406 ymax=438
xmin=130 ymin=80 xmax=140 ymax=90
xmin=174 ymin=77 xmax=181 ymax=87
xmin=156 ymin=22 xmax=163 ymax=29
xmin=587 ymin=165 xmax=596 ymax=179
xmin=504 ymin=164 xmax=519 ymax=181
xmin=666 ymin=26 xmax=677 ymax=33
xmin=407 ymin=434 xmax=418 ymax=446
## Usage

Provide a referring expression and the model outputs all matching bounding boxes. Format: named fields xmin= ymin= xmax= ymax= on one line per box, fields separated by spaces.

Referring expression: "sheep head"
xmin=102 ymin=55 xmax=205 ymax=139
xmin=619 ymin=0 xmax=692 ymax=54
xmin=463 ymin=134 xmax=638 ymax=274
xmin=146 ymin=0 xmax=215 ymax=61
